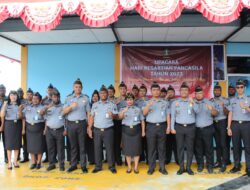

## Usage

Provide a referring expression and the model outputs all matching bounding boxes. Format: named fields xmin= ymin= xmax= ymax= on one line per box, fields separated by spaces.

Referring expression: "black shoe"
xmin=159 ymin=169 xmax=168 ymax=175
xmin=20 ymin=158 xmax=29 ymax=163
xmin=186 ymin=168 xmax=194 ymax=175
xmin=60 ymin=166 xmax=65 ymax=171
xmin=46 ymin=165 xmax=56 ymax=171
xmin=89 ymin=162 xmax=95 ymax=165
xmin=177 ymin=168 xmax=185 ymax=175
xmin=226 ymin=160 xmax=232 ymax=166
xmin=230 ymin=167 xmax=240 ymax=173
xmin=126 ymin=169 xmax=132 ymax=174
xmin=81 ymin=167 xmax=88 ymax=173
xmin=220 ymin=165 xmax=226 ymax=173
xmin=30 ymin=164 xmax=37 ymax=170
xmin=67 ymin=166 xmax=77 ymax=173
xmin=92 ymin=168 xmax=102 ymax=173
xmin=134 ymin=169 xmax=139 ymax=174
xmin=207 ymin=167 xmax=213 ymax=174
xmin=42 ymin=158 xmax=48 ymax=163
xmin=213 ymin=162 xmax=221 ymax=168
xmin=110 ymin=168 xmax=117 ymax=174
xmin=147 ymin=169 xmax=154 ymax=175
xmin=36 ymin=163 xmax=41 ymax=169
xmin=197 ymin=165 xmax=204 ymax=172
xmin=247 ymin=171 xmax=250 ymax=177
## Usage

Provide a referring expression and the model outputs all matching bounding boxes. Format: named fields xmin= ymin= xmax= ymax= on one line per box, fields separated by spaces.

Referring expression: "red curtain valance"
xmin=0 ymin=0 xmax=249 ymax=32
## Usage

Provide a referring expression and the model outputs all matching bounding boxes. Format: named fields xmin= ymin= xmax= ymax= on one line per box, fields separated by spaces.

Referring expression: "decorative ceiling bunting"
xmin=0 ymin=0 xmax=250 ymax=31
xmin=196 ymin=0 xmax=243 ymax=24
xmin=0 ymin=5 xmax=8 ymax=23
xmin=181 ymin=0 xmax=200 ymax=9
xmin=77 ymin=0 xmax=123 ymax=27
xmin=21 ymin=2 xmax=63 ymax=32
xmin=7 ymin=3 xmax=24 ymax=18
xmin=62 ymin=0 xmax=80 ymax=14
xmin=241 ymin=0 xmax=250 ymax=8
xmin=120 ymin=0 xmax=138 ymax=10
xmin=136 ymin=0 xmax=184 ymax=23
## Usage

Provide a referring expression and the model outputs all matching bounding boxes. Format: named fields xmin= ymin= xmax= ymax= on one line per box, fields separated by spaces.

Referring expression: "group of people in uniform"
xmin=0 ymin=78 xmax=250 ymax=177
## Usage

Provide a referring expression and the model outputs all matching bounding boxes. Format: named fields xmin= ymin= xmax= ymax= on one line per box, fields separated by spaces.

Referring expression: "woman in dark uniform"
xmin=0 ymin=91 xmax=24 ymax=169
xmin=119 ymin=93 xmax=145 ymax=174
xmin=23 ymin=92 xmax=46 ymax=169
xmin=87 ymin=90 xmax=99 ymax=165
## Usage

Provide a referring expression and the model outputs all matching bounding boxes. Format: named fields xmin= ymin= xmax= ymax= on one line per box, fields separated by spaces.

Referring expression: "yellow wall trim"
xmin=21 ymin=46 xmax=28 ymax=96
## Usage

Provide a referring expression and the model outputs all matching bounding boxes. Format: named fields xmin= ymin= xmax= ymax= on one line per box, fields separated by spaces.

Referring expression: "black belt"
xmin=48 ymin=126 xmax=64 ymax=131
xmin=67 ymin=119 xmax=86 ymax=124
xmin=176 ymin=123 xmax=195 ymax=127
xmin=233 ymin=120 xmax=250 ymax=124
xmin=214 ymin=119 xmax=227 ymax=123
xmin=94 ymin=126 xmax=113 ymax=132
xmin=26 ymin=122 xmax=44 ymax=126
xmin=196 ymin=124 xmax=213 ymax=130
xmin=147 ymin=122 xmax=166 ymax=126
xmin=5 ymin=119 xmax=21 ymax=123
xmin=123 ymin=124 xmax=140 ymax=129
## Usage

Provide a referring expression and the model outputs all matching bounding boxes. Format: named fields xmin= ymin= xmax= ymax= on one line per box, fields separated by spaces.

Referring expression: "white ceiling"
xmin=0 ymin=26 xmax=248 ymax=44
xmin=228 ymin=27 xmax=250 ymax=42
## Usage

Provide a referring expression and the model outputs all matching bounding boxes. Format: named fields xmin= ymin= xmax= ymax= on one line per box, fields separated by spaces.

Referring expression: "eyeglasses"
xmin=236 ymin=86 xmax=244 ymax=89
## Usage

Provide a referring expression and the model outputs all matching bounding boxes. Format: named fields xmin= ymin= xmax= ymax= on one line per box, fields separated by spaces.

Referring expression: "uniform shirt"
xmin=170 ymin=98 xmax=199 ymax=130
xmin=135 ymin=97 xmax=149 ymax=109
xmin=64 ymin=93 xmax=90 ymax=121
xmin=227 ymin=95 xmax=250 ymax=121
xmin=0 ymin=96 xmax=7 ymax=110
xmin=4 ymin=103 xmax=20 ymax=120
xmin=23 ymin=104 xmax=45 ymax=124
xmin=195 ymin=98 xmax=217 ymax=128
xmin=116 ymin=97 xmax=127 ymax=112
xmin=120 ymin=106 xmax=144 ymax=126
xmin=91 ymin=100 xmax=118 ymax=129
xmin=45 ymin=103 xmax=64 ymax=129
xmin=108 ymin=96 xmax=117 ymax=104
xmin=210 ymin=96 xmax=229 ymax=121
xmin=144 ymin=98 xmax=169 ymax=123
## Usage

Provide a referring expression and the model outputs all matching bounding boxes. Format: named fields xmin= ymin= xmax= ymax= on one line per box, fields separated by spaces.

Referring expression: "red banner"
xmin=121 ymin=45 xmax=213 ymax=98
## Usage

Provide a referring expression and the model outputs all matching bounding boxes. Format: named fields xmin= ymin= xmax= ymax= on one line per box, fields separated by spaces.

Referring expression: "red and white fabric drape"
xmin=0 ymin=0 xmax=249 ymax=32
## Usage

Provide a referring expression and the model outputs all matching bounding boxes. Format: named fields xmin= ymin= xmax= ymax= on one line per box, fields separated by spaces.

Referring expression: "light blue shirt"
xmin=120 ymin=106 xmax=144 ymax=126
xmin=45 ymin=103 xmax=65 ymax=129
xmin=91 ymin=100 xmax=118 ymax=129
xmin=144 ymin=98 xmax=169 ymax=123
xmin=64 ymin=93 xmax=90 ymax=121
xmin=171 ymin=98 xmax=199 ymax=130
xmin=23 ymin=104 xmax=45 ymax=124
xmin=4 ymin=103 xmax=19 ymax=120
xmin=211 ymin=96 xmax=229 ymax=121
xmin=135 ymin=97 xmax=149 ymax=109
xmin=195 ymin=98 xmax=217 ymax=128
xmin=227 ymin=95 xmax=250 ymax=121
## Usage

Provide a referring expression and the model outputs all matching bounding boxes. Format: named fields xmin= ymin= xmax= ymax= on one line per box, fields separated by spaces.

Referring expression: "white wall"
xmin=0 ymin=36 xmax=21 ymax=61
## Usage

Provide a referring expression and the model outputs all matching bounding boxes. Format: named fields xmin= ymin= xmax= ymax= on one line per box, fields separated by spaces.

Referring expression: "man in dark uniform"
xmin=63 ymin=79 xmax=90 ymax=173
xmin=227 ymin=80 xmax=250 ymax=176
xmin=113 ymin=81 xmax=127 ymax=165
xmin=0 ymin=84 xmax=8 ymax=163
xmin=194 ymin=86 xmax=218 ymax=174
xmin=171 ymin=82 xmax=199 ymax=175
xmin=212 ymin=84 xmax=229 ymax=172
xmin=20 ymin=88 xmax=34 ymax=163
xmin=135 ymin=84 xmax=149 ymax=163
xmin=88 ymin=85 xmax=118 ymax=174
xmin=165 ymin=85 xmax=178 ymax=165
xmin=44 ymin=88 xmax=66 ymax=171
xmin=143 ymin=82 xmax=170 ymax=175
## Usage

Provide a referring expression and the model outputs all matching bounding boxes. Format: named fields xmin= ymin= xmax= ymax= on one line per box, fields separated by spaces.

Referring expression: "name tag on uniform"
xmin=161 ymin=111 xmax=165 ymax=116
xmin=34 ymin=115 xmax=39 ymax=121
xmin=188 ymin=109 xmax=192 ymax=115
xmin=134 ymin=116 xmax=138 ymax=122
xmin=58 ymin=115 xmax=63 ymax=120
xmin=105 ymin=113 xmax=109 ymax=118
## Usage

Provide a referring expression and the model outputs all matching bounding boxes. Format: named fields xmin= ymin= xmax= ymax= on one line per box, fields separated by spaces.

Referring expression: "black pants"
xmin=140 ymin=136 xmax=148 ymax=162
xmin=113 ymin=120 xmax=122 ymax=164
xmin=67 ymin=120 xmax=87 ymax=167
xmin=232 ymin=121 xmax=250 ymax=170
xmin=146 ymin=122 xmax=166 ymax=171
xmin=22 ymin=133 xmax=29 ymax=160
xmin=166 ymin=134 xmax=178 ymax=164
xmin=93 ymin=127 xmax=115 ymax=170
xmin=195 ymin=125 xmax=214 ymax=168
xmin=214 ymin=119 xmax=228 ymax=166
xmin=175 ymin=123 xmax=196 ymax=169
xmin=86 ymin=136 xmax=95 ymax=163
xmin=45 ymin=127 xmax=65 ymax=167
